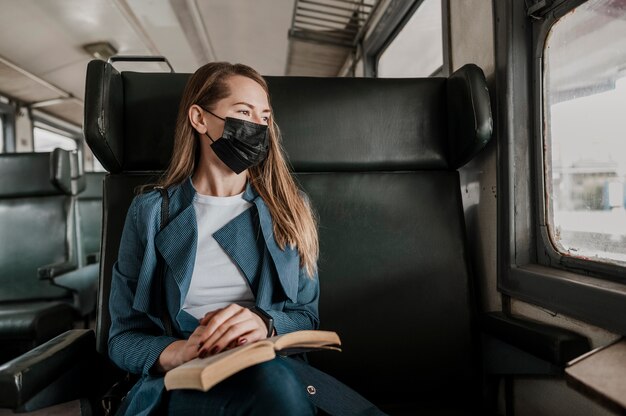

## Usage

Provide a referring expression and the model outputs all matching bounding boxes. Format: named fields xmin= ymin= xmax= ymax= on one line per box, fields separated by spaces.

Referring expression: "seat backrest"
xmin=75 ymin=172 xmax=105 ymax=267
xmin=0 ymin=150 xmax=75 ymax=302
xmin=85 ymin=60 xmax=492 ymax=411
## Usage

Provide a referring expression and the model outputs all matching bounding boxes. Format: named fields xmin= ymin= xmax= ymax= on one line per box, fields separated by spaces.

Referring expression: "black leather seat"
xmin=0 ymin=61 xmax=496 ymax=414
xmin=84 ymin=61 xmax=493 ymax=414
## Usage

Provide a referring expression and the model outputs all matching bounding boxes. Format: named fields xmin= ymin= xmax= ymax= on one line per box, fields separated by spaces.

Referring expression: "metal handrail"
xmin=107 ymin=55 xmax=175 ymax=73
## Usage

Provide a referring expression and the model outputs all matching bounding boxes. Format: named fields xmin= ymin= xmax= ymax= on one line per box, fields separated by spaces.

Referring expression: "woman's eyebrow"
xmin=233 ymin=101 xmax=271 ymax=113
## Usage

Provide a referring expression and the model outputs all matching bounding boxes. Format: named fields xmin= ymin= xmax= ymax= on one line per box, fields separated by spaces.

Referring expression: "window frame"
xmin=31 ymin=111 xmax=82 ymax=153
xmin=0 ymin=100 xmax=16 ymax=152
xmin=496 ymin=0 xmax=626 ymax=335
xmin=362 ymin=0 xmax=449 ymax=78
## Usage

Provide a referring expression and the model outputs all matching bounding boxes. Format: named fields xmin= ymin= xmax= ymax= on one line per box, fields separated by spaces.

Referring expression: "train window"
xmin=497 ymin=0 xmax=626 ymax=332
xmin=543 ymin=0 xmax=626 ymax=268
xmin=0 ymin=99 xmax=11 ymax=153
xmin=354 ymin=59 xmax=364 ymax=77
xmin=84 ymin=148 xmax=106 ymax=172
xmin=33 ymin=126 xmax=77 ymax=152
xmin=377 ymin=0 xmax=442 ymax=77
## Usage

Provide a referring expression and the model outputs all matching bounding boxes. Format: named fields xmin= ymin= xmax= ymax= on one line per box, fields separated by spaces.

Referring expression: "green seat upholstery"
xmin=0 ymin=150 xmax=99 ymax=331
xmin=75 ymin=172 xmax=105 ymax=267
xmin=0 ymin=302 xmax=73 ymax=363
xmin=0 ymin=150 xmax=76 ymax=362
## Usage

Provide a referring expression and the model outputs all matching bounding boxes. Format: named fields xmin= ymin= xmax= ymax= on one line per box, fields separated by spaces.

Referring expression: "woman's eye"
xmin=238 ymin=110 xmax=250 ymax=116
xmin=262 ymin=116 xmax=270 ymax=123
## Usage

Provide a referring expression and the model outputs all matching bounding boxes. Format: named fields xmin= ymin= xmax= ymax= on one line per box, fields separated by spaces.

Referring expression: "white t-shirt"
xmin=182 ymin=190 xmax=255 ymax=319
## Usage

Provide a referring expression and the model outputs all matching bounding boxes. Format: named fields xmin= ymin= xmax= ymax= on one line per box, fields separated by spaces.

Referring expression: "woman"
xmin=108 ymin=62 xmax=382 ymax=415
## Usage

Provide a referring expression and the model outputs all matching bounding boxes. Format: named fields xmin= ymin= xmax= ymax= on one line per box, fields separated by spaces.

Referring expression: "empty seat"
xmin=75 ymin=172 xmax=105 ymax=267
xmin=0 ymin=150 xmax=77 ymax=362
xmin=0 ymin=150 xmax=98 ymax=318
xmin=0 ymin=302 xmax=73 ymax=363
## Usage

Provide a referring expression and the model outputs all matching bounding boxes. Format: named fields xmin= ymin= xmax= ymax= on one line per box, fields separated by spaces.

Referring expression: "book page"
xmin=271 ymin=330 xmax=341 ymax=351
xmin=164 ymin=340 xmax=274 ymax=391
xmin=164 ymin=330 xmax=342 ymax=391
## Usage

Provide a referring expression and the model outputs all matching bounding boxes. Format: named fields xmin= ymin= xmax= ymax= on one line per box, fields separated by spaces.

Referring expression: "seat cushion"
xmin=0 ymin=302 xmax=74 ymax=363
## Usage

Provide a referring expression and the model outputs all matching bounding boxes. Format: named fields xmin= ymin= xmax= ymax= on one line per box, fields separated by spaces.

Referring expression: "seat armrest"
xmin=37 ymin=261 xmax=77 ymax=280
xmin=0 ymin=329 xmax=96 ymax=408
xmin=482 ymin=312 xmax=591 ymax=366
xmin=86 ymin=252 xmax=100 ymax=265
xmin=52 ymin=264 xmax=100 ymax=316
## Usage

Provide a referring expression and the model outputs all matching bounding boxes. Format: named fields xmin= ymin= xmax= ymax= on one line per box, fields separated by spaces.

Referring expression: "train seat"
xmin=83 ymin=60 xmax=492 ymax=414
xmin=0 ymin=150 xmax=98 ymax=317
xmin=0 ymin=302 xmax=73 ymax=364
xmin=75 ymin=172 xmax=105 ymax=267
xmin=0 ymin=150 xmax=78 ymax=362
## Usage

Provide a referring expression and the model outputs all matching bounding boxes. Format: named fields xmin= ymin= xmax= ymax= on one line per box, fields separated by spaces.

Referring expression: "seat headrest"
xmin=84 ymin=60 xmax=491 ymax=173
xmin=0 ymin=149 xmax=72 ymax=197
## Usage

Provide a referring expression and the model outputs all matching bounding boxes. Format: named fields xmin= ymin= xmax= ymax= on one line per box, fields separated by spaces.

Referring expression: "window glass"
xmin=377 ymin=0 xmax=443 ymax=77
xmin=544 ymin=0 xmax=626 ymax=266
xmin=92 ymin=157 xmax=106 ymax=172
xmin=33 ymin=127 xmax=77 ymax=152
xmin=84 ymin=147 xmax=107 ymax=172
xmin=354 ymin=59 xmax=364 ymax=77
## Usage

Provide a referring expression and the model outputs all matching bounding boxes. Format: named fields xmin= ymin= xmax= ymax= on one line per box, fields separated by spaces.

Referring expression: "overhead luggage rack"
xmin=289 ymin=0 xmax=377 ymax=47
xmin=286 ymin=0 xmax=381 ymax=76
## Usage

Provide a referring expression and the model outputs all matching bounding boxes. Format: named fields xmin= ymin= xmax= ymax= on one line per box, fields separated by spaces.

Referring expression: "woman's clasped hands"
xmin=160 ymin=303 xmax=271 ymax=373
xmin=196 ymin=304 xmax=270 ymax=358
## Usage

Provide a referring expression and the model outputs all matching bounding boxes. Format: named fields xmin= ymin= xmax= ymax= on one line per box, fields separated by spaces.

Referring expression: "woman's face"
xmin=205 ymin=75 xmax=271 ymax=140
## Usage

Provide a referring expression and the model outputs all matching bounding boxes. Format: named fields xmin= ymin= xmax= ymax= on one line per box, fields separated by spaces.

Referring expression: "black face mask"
xmin=201 ymin=107 xmax=269 ymax=174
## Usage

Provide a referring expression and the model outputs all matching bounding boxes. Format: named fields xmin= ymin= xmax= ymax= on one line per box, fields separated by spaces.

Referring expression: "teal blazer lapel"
xmin=153 ymin=181 xmax=198 ymax=315
xmin=245 ymin=187 xmax=300 ymax=303
xmin=213 ymin=207 xmax=264 ymax=292
xmin=150 ymin=179 xmax=299 ymax=318
xmin=154 ymin=203 xmax=197 ymax=291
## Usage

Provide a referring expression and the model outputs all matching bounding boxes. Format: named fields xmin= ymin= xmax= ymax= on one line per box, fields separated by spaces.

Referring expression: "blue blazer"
xmin=108 ymin=178 xmax=320 ymax=415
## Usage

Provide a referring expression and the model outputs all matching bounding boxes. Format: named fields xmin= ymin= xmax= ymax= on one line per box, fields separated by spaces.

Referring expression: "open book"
xmin=164 ymin=330 xmax=341 ymax=391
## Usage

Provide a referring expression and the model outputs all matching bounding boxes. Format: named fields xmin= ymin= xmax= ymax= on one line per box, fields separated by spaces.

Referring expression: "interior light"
xmin=82 ymin=42 xmax=118 ymax=61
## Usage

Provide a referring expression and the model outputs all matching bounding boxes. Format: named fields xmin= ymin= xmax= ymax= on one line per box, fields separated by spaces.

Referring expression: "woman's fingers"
xmin=200 ymin=304 xmax=243 ymax=339
xmin=199 ymin=310 xmax=217 ymax=326
xmin=198 ymin=312 xmax=250 ymax=354
xmin=198 ymin=310 xmax=266 ymax=356
xmin=199 ymin=320 xmax=258 ymax=356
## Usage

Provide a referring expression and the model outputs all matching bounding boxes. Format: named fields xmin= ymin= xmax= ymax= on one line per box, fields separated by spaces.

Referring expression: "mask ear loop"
xmin=204 ymin=132 xmax=216 ymax=143
xmin=197 ymin=105 xmax=224 ymax=144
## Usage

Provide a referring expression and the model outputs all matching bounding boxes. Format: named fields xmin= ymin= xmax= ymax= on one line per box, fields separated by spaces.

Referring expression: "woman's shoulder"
xmin=131 ymin=182 xmax=187 ymax=216
xmin=132 ymin=187 xmax=162 ymax=210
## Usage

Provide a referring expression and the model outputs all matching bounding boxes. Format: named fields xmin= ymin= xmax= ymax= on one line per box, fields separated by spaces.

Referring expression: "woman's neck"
xmin=192 ymin=163 xmax=247 ymax=197
xmin=192 ymin=167 xmax=248 ymax=196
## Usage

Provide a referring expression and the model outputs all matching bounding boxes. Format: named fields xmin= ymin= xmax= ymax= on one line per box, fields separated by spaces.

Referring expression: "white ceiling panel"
xmin=126 ymin=0 xmax=198 ymax=72
xmin=0 ymin=0 xmax=151 ymax=113
xmin=197 ymin=0 xmax=295 ymax=75
xmin=0 ymin=0 xmax=298 ymax=126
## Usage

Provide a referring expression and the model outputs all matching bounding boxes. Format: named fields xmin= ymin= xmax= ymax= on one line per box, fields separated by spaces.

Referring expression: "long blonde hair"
xmin=158 ymin=62 xmax=318 ymax=277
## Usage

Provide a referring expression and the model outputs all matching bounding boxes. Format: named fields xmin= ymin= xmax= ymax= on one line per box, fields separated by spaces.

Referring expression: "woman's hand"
xmin=156 ymin=324 xmax=207 ymax=372
xmin=197 ymin=304 xmax=268 ymax=358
